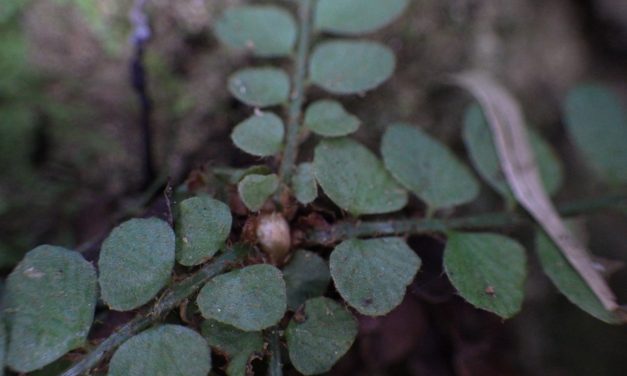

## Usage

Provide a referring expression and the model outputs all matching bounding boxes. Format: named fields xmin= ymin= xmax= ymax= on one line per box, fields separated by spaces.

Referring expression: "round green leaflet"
xmin=303 ymin=100 xmax=360 ymax=137
xmin=292 ymin=163 xmax=318 ymax=205
xmin=564 ymin=84 xmax=627 ymax=185
xmin=283 ymin=250 xmax=331 ymax=310
xmin=107 ymin=325 xmax=211 ymax=376
xmin=462 ymin=104 xmax=564 ymax=202
xmin=381 ymin=124 xmax=480 ymax=209
xmin=231 ymin=112 xmax=284 ymax=157
xmin=196 ymin=264 xmax=287 ymax=331
xmin=228 ymin=67 xmax=290 ymax=107
xmin=176 ymin=196 xmax=232 ymax=266
xmin=214 ymin=165 xmax=273 ymax=185
xmin=443 ymin=232 xmax=527 ymax=319
xmin=535 ymin=230 xmax=620 ymax=324
xmin=315 ymin=0 xmax=409 ymax=35
xmin=309 ymin=40 xmax=396 ymax=95
xmin=201 ymin=320 xmax=264 ymax=376
xmin=4 ymin=245 xmax=97 ymax=373
xmin=313 ymin=138 xmax=408 ymax=215
xmin=286 ymin=297 xmax=358 ymax=375
xmin=98 ymin=218 xmax=175 ymax=311
xmin=237 ymin=173 xmax=279 ymax=212
xmin=330 ymin=238 xmax=420 ymax=316
xmin=215 ymin=5 xmax=297 ymax=57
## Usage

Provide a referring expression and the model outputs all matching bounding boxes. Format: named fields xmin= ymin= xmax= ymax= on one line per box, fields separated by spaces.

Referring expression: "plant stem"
xmin=306 ymin=194 xmax=627 ymax=244
xmin=60 ymin=247 xmax=250 ymax=376
xmin=277 ymin=0 xmax=313 ymax=194
xmin=267 ymin=327 xmax=283 ymax=376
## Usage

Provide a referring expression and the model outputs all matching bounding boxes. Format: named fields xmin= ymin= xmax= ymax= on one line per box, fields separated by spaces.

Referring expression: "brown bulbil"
xmin=256 ymin=212 xmax=291 ymax=265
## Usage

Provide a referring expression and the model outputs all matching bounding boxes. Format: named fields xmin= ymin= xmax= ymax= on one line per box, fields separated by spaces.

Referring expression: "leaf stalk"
xmin=267 ymin=327 xmax=283 ymax=376
xmin=277 ymin=0 xmax=314 ymax=195
xmin=306 ymin=194 xmax=627 ymax=244
xmin=60 ymin=247 xmax=249 ymax=376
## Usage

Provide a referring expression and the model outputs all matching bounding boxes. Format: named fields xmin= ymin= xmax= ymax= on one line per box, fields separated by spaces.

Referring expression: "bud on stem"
xmin=256 ymin=213 xmax=291 ymax=264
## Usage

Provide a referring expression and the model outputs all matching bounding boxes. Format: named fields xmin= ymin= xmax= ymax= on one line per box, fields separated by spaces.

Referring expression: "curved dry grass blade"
xmin=453 ymin=71 xmax=622 ymax=317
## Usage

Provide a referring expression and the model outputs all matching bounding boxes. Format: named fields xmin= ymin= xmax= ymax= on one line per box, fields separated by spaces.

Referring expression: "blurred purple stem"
xmin=130 ymin=0 xmax=155 ymax=189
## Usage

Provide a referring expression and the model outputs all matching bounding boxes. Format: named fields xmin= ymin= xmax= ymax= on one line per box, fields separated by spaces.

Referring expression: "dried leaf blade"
xmin=454 ymin=71 xmax=621 ymax=316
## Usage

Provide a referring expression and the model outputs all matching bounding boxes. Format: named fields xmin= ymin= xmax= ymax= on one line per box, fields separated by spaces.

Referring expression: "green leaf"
xmin=564 ymin=84 xmax=627 ymax=185
xmin=443 ymin=232 xmax=527 ymax=319
xmin=313 ymin=138 xmax=407 ymax=215
xmin=330 ymin=238 xmax=420 ymax=316
xmin=314 ymin=0 xmax=409 ymax=35
xmin=214 ymin=165 xmax=273 ymax=185
xmin=197 ymin=264 xmax=287 ymax=331
xmin=4 ymin=246 xmax=97 ymax=372
xmin=286 ymin=297 xmax=358 ymax=375
xmin=535 ymin=231 xmax=620 ymax=323
xmin=231 ymin=112 xmax=284 ymax=157
xmin=215 ymin=5 xmax=297 ymax=57
xmin=237 ymin=174 xmax=279 ymax=212
xmin=283 ymin=250 xmax=330 ymax=310
xmin=292 ymin=163 xmax=318 ymax=205
xmin=309 ymin=40 xmax=395 ymax=95
xmin=108 ymin=325 xmax=211 ymax=376
xmin=98 ymin=218 xmax=175 ymax=311
xmin=463 ymin=104 xmax=564 ymax=201
xmin=303 ymin=100 xmax=360 ymax=137
xmin=382 ymin=124 xmax=480 ymax=209
xmin=201 ymin=320 xmax=263 ymax=376
xmin=176 ymin=196 xmax=232 ymax=266
xmin=228 ymin=67 xmax=290 ymax=107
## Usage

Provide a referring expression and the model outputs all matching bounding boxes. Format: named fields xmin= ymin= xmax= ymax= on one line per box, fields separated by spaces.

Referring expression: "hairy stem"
xmin=306 ymin=194 xmax=627 ymax=244
xmin=60 ymin=247 xmax=249 ymax=376
xmin=267 ymin=327 xmax=283 ymax=376
xmin=277 ymin=0 xmax=313 ymax=193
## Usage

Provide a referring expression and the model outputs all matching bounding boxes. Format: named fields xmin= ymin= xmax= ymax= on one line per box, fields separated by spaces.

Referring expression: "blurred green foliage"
xmin=0 ymin=0 xmax=123 ymax=268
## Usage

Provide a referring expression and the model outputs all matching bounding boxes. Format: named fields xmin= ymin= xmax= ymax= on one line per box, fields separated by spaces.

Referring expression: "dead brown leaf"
xmin=453 ymin=71 xmax=622 ymax=317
